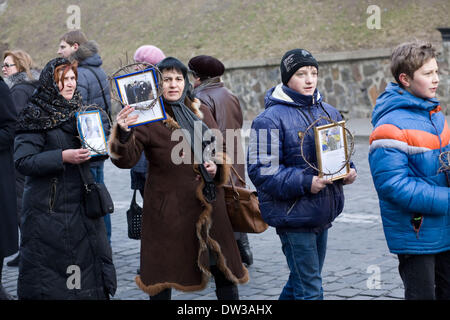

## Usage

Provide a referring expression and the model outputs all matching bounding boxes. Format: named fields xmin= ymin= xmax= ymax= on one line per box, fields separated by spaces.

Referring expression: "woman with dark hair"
xmin=109 ymin=57 xmax=248 ymax=300
xmin=14 ymin=58 xmax=116 ymax=300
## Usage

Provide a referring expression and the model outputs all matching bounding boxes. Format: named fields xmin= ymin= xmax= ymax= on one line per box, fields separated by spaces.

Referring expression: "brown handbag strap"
xmin=228 ymin=166 xmax=246 ymax=200
xmin=228 ymin=169 xmax=237 ymax=193
xmin=229 ymin=166 xmax=247 ymax=187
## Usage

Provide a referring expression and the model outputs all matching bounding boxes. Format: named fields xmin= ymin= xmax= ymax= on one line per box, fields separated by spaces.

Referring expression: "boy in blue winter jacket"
xmin=247 ymin=49 xmax=357 ymax=300
xmin=369 ymin=41 xmax=450 ymax=300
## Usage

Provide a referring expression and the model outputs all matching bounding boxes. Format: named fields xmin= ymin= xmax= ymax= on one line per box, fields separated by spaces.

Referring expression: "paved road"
xmin=2 ymin=137 xmax=404 ymax=300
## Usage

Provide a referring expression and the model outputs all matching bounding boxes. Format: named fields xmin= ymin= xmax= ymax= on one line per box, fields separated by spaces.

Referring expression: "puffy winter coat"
xmin=369 ymin=82 xmax=450 ymax=254
xmin=14 ymin=119 xmax=117 ymax=299
xmin=247 ymin=84 xmax=349 ymax=233
xmin=71 ymin=41 xmax=111 ymax=115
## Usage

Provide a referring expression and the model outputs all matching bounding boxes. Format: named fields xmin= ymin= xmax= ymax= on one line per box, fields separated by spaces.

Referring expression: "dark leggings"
xmin=398 ymin=251 xmax=450 ymax=300
xmin=149 ymin=265 xmax=238 ymax=300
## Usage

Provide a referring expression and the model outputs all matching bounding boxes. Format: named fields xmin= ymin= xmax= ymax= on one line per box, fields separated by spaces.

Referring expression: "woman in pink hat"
xmin=133 ymin=45 xmax=165 ymax=72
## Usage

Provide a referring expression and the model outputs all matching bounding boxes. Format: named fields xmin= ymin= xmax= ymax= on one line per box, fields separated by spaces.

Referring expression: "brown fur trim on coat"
xmin=69 ymin=40 xmax=98 ymax=63
xmin=107 ymin=123 xmax=122 ymax=160
xmin=162 ymin=116 xmax=180 ymax=131
xmin=190 ymin=98 xmax=203 ymax=119
xmin=193 ymin=157 xmax=249 ymax=288
xmin=207 ymin=237 xmax=249 ymax=285
xmin=135 ymin=274 xmax=210 ymax=296
xmin=195 ymin=178 xmax=214 ymax=279
xmin=107 ymin=123 xmax=138 ymax=160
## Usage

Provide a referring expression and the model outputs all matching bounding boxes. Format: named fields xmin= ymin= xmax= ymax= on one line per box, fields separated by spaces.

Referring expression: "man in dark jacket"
xmin=188 ymin=55 xmax=253 ymax=266
xmin=247 ymin=49 xmax=357 ymax=300
xmin=57 ymin=30 xmax=113 ymax=242
xmin=0 ymin=78 xmax=18 ymax=300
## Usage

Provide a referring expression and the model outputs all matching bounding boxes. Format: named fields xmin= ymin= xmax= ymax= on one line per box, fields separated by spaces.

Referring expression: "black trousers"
xmin=149 ymin=265 xmax=238 ymax=300
xmin=398 ymin=250 xmax=450 ymax=300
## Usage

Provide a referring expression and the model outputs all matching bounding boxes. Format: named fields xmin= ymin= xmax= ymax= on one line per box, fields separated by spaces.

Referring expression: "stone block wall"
xmin=222 ymin=44 xmax=450 ymax=122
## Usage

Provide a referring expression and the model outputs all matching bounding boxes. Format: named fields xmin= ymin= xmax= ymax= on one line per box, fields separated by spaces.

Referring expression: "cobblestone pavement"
xmin=1 ymin=137 xmax=404 ymax=300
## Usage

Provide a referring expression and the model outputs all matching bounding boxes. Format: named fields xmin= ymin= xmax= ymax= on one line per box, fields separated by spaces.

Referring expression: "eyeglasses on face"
xmin=2 ymin=63 xmax=16 ymax=68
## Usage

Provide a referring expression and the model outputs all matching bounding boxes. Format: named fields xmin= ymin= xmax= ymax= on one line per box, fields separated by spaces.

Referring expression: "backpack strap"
xmin=83 ymin=66 xmax=111 ymax=117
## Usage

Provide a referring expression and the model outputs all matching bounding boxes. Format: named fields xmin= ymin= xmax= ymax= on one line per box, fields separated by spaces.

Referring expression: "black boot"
xmin=216 ymin=285 xmax=239 ymax=300
xmin=149 ymin=288 xmax=172 ymax=300
xmin=6 ymin=254 xmax=19 ymax=267
xmin=237 ymin=233 xmax=253 ymax=266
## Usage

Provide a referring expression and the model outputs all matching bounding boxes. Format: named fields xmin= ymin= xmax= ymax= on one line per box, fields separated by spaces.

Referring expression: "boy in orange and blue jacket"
xmin=369 ymin=41 xmax=450 ymax=300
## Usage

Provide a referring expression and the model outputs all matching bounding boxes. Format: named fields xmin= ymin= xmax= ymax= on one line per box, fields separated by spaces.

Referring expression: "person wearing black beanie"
xmin=280 ymin=48 xmax=319 ymax=85
xmin=247 ymin=48 xmax=357 ymax=300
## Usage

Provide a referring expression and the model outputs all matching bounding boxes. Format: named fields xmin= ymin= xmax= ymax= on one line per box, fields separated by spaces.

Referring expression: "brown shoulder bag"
xmin=223 ymin=167 xmax=268 ymax=233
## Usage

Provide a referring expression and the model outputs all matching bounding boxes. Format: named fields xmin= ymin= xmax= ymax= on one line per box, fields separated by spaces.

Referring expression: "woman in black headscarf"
xmin=109 ymin=57 xmax=248 ymax=300
xmin=14 ymin=58 xmax=116 ymax=300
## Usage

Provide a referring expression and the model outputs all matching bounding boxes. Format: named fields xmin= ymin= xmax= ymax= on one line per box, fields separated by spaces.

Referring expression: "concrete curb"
xmin=347 ymin=116 xmax=450 ymax=138
xmin=224 ymin=48 xmax=392 ymax=70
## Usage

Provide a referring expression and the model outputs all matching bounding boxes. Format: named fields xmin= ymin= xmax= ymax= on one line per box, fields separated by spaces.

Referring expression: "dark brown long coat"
xmin=109 ymin=98 xmax=248 ymax=296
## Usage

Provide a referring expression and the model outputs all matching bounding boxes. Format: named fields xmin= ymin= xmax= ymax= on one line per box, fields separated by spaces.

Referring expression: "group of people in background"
xmin=0 ymin=29 xmax=253 ymax=300
xmin=125 ymin=80 xmax=152 ymax=105
xmin=0 ymin=28 xmax=448 ymax=301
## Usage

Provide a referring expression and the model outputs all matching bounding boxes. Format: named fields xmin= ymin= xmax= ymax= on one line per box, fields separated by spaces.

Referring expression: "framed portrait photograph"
xmin=76 ymin=110 xmax=108 ymax=157
xmin=114 ymin=68 xmax=166 ymax=128
xmin=314 ymin=121 xmax=350 ymax=181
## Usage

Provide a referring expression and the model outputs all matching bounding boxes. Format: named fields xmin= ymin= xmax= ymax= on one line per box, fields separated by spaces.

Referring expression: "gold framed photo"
xmin=314 ymin=120 xmax=350 ymax=181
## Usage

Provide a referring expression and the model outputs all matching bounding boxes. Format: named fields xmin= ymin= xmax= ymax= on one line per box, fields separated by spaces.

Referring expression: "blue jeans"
xmin=90 ymin=162 xmax=111 ymax=243
xmin=278 ymin=230 xmax=328 ymax=300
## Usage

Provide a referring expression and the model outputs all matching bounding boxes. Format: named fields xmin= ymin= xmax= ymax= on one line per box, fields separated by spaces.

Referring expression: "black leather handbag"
xmin=78 ymin=165 xmax=114 ymax=219
xmin=127 ymin=189 xmax=142 ymax=240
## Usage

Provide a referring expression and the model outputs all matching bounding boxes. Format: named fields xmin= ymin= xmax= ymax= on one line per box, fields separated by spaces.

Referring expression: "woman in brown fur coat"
xmin=109 ymin=57 xmax=248 ymax=300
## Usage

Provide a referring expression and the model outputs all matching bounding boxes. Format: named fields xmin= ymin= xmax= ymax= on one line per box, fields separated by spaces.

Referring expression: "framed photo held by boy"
xmin=314 ymin=120 xmax=350 ymax=180
xmin=113 ymin=68 xmax=166 ymax=128
xmin=76 ymin=110 xmax=109 ymax=157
